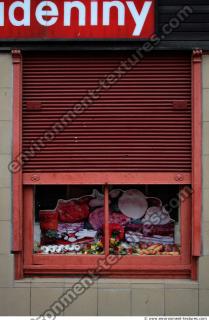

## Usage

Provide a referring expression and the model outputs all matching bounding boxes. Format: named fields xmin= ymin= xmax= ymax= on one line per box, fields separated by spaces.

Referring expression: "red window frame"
xmin=12 ymin=49 xmax=202 ymax=280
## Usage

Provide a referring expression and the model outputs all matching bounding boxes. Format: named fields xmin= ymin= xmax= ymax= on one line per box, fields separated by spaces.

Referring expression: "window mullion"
xmin=104 ymin=183 xmax=109 ymax=256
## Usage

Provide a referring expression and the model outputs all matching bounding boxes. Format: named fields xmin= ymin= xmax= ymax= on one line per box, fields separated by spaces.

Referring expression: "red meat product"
xmin=110 ymin=212 xmax=130 ymax=225
xmin=143 ymin=221 xmax=175 ymax=237
xmin=152 ymin=222 xmax=175 ymax=236
xmin=125 ymin=223 xmax=143 ymax=232
xmin=57 ymin=199 xmax=89 ymax=223
xmin=89 ymin=209 xmax=129 ymax=231
xmin=39 ymin=210 xmax=58 ymax=231
xmin=89 ymin=207 xmax=104 ymax=230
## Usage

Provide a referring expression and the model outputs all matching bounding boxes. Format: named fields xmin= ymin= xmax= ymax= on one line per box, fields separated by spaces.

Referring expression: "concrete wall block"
xmin=98 ymin=282 xmax=130 ymax=289
xmin=0 ymin=155 xmax=11 ymax=187
xmin=0 ymin=288 xmax=30 ymax=316
xmin=0 ymin=254 xmax=14 ymax=287
xmin=132 ymin=288 xmax=164 ymax=316
xmin=203 ymin=56 xmax=209 ymax=89
xmin=0 ymin=54 xmax=13 ymax=88
xmin=0 ymin=187 xmax=11 ymax=221
xmin=199 ymin=289 xmax=209 ymax=315
xmin=31 ymin=287 xmax=64 ymax=316
xmin=65 ymin=277 xmax=97 ymax=289
xmin=0 ymin=88 xmax=12 ymax=121
xmin=203 ymin=122 xmax=209 ymax=155
xmin=0 ymin=221 xmax=11 ymax=254
xmin=203 ymin=156 xmax=209 ymax=189
xmin=202 ymin=221 xmax=209 ymax=255
xmin=98 ymin=288 xmax=131 ymax=316
xmin=199 ymin=256 xmax=209 ymax=288
xmin=164 ymin=280 xmax=198 ymax=289
xmin=203 ymin=189 xmax=209 ymax=223
xmin=0 ymin=121 xmax=12 ymax=155
xmin=64 ymin=288 xmax=97 ymax=316
xmin=165 ymin=289 xmax=198 ymax=316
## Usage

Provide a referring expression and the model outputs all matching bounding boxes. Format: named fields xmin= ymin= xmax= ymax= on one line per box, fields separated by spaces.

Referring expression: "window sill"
xmin=14 ymin=278 xmax=198 ymax=289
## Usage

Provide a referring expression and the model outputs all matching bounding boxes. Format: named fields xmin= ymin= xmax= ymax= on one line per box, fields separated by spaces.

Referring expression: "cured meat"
xmin=151 ymin=222 xmax=174 ymax=236
xmin=89 ymin=208 xmax=130 ymax=230
xmin=89 ymin=207 xmax=104 ymax=230
xmin=39 ymin=210 xmax=58 ymax=231
xmin=110 ymin=212 xmax=130 ymax=226
xmin=118 ymin=189 xmax=148 ymax=219
xmin=56 ymin=199 xmax=89 ymax=223
xmin=57 ymin=222 xmax=84 ymax=233
xmin=142 ymin=206 xmax=172 ymax=225
xmin=125 ymin=231 xmax=174 ymax=245
xmin=89 ymin=189 xmax=104 ymax=208
xmin=125 ymin=222 xmax=143 ymax=232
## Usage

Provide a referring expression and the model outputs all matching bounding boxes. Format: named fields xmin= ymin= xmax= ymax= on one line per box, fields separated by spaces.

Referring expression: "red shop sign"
xmin=0 ymin=0 xmax=155 ymax=39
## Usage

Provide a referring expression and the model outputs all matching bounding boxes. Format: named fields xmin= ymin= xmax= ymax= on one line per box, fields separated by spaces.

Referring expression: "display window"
xmin=34 ymin=185 xmax=105 ymax=255
xmin=12 ymin=49 xmax=202 ymax=279
xmin=21 ymin=178 xmax=192 ymax=278
xmin=33 ymin=185 xmax=183 ymax=257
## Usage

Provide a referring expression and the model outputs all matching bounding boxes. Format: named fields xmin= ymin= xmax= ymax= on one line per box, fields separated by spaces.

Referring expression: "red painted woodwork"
xmin=104 ymin=184 xmax=109 ymax=256
xmin=23 ymin=266 xmax=192 ymax=279
xmin=22 ymin=184 xmax=193 ymax=278
xmin=179 ymin=186 xmax=191 ymax=265
xmin=192 ymin=49 xmax=203 ymax=257
xmin=23 ymin=186 xmax=34 ymax=266
xmin=12 ymin=50 xmax=23 ymax=280
xmin=12 ymin=51 xmax=202 ymax=279
xmin=23 ymin=172 xmax=192 ymax=185
xmin=0 ymin=0 xmax=155 ymax=39
xmin=22 ymin=52 xmax=192 ymax=173
xmin=12 ymin=50 xmax=23 ymax=252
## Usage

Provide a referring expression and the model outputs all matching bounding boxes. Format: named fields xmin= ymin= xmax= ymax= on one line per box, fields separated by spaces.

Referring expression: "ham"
xmin=89 ymin=208 xmax=130 ymax=230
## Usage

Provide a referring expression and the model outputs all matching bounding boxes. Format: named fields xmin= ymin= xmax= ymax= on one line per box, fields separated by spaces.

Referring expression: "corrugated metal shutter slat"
xmin=22 ymin=52 xmax=192 ymax=173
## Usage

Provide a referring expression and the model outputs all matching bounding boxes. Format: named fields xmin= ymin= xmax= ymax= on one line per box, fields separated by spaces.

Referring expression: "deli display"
xmin=34 ymin=186 xmax=181 ymax=256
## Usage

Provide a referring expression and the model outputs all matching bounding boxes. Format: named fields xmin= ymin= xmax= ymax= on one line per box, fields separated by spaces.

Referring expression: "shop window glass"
xmin=34 ymin=184 xmax=182 ymax=256
xmin=34 ymin=185 xmax=104 ymax=255
xmin=108 ymin=185 xmax=181 ymax=256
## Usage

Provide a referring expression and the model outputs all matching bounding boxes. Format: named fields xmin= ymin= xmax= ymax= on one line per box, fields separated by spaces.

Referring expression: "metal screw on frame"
xmin=175 ymin=174 xmax=184 ymax=182
xmin=31 ymin=174 xmax=40 ymax=182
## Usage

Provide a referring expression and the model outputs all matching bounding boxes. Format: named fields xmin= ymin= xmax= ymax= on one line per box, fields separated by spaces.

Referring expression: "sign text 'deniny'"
xmin=0 ymin=0 xmax=155 ymax=38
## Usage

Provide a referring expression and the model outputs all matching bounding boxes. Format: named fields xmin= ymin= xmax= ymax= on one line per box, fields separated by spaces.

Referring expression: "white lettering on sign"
xmin=0 ymin=0 xmax=154 ymax=37
xmin=103 ymin=1 xmax=125 ymax=26
xmin=36 ymin=1 xmax=58 ymax=26
xmin=0 ymin=3 xmax=4 ymax=26
xmin=9 ymin=0 xmax=30 ymax=26
xmin=127 ymin=1 xmax=152 ymax=36
xmin=64 ymin=1 xmax=86 ymax=26
xmin=91 ymin=1 xmax=98 ymax=26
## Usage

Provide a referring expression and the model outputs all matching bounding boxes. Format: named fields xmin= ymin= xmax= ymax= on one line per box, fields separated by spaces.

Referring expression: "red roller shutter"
xmin=22 ymin=52 xmax=191 ymax=173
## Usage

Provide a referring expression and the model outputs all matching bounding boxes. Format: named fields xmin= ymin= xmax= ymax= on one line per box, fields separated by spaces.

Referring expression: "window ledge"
xmin=14 ymin=278 xmax=199 ymax=289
